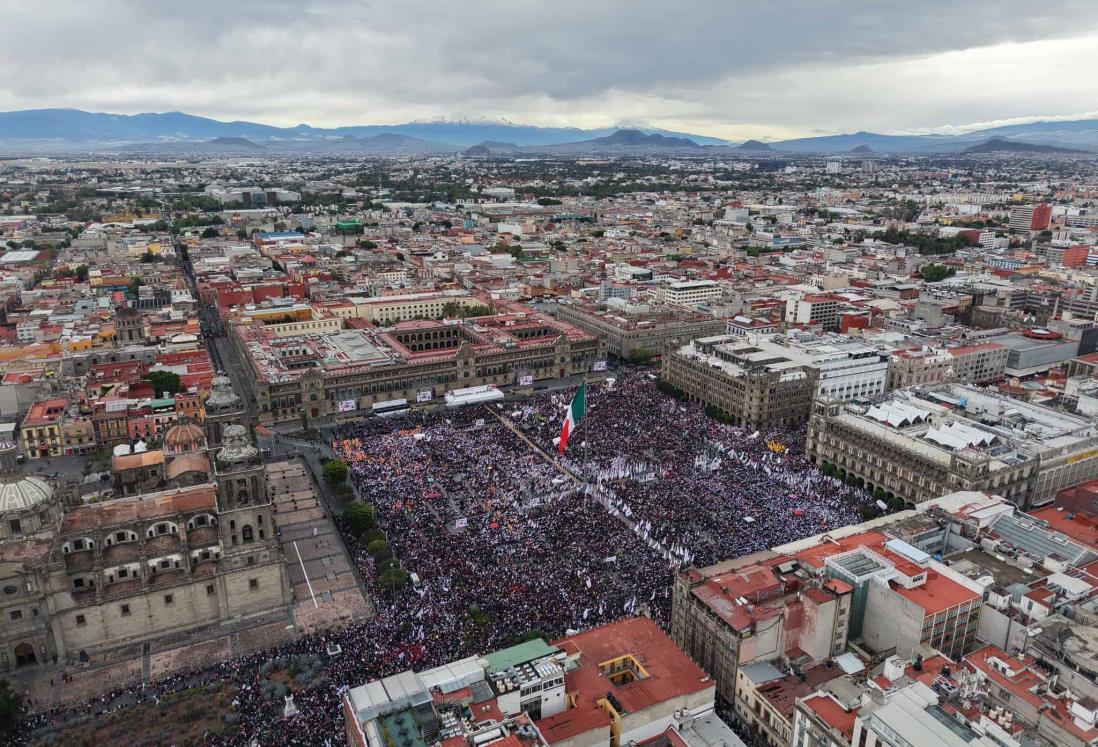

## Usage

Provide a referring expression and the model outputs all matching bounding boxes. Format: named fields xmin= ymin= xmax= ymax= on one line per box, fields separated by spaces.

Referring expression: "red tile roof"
xmin=539 ymin=618 xmax=712 ymax=744
xmin=802 ymin=694 xmax=858 ymax=740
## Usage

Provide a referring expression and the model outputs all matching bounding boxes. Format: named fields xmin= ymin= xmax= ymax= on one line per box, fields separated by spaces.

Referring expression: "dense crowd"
xmin=514 ymin=375 xmax=877 ymax=567
xmin=13 ymin=374 xmax=876 ymax=746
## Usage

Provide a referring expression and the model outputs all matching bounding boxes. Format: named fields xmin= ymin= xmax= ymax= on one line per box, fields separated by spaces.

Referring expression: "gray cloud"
xmin=1 ymin=0 xmax=1097 ymax=136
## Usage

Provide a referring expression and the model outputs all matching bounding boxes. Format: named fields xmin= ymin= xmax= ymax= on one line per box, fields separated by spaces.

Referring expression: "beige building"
xmin=661 ymin=335 xmax=819 ymax=431
xmin=347 ymin=289 xmax=486 ymax=324
xmin=889 ymin=343 xmax=1008 ymax=391
xmin=806 ymin=384 xmax=1098 ymax=508
xmin=556 ymin=302 xmax=724 ymax=359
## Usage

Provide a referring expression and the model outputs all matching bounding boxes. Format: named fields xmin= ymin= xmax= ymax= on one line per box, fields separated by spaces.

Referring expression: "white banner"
xmin=416 ymin=390 xmax=433 ymax=403
xmin=337 ymin=399 xmax=357 ymax=413
xmin=592 ymin=360 xmax=607 ymax=371
xmin=519 ymin=374 xmax=533 ymax=386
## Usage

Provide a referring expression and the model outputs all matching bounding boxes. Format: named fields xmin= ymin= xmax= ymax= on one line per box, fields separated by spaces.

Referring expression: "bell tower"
xmin=213 ymin=424 xmax=275 ymax=554
xmin=205 ymin=376 xmax=245 ymax=450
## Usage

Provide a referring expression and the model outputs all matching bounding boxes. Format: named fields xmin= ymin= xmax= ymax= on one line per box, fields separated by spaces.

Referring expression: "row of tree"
xmin=343 ymin=499 xmax=410 ymax=590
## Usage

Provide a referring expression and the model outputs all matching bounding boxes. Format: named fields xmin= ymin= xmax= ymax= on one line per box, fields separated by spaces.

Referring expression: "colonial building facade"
xmin=0 ymin=377 xmax=291 ymax=672
xmin=661 ymin=336 xmax=819 ymax=431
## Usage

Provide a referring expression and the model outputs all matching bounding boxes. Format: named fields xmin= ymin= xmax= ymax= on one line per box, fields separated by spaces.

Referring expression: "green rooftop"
xmin=380 ymin=708 xmax=426 ymax=747
xmin=484 ymin=638 xmax=559 ymax=674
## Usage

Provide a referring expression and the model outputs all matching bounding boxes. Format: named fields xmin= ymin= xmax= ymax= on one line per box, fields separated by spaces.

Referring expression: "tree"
xmin=858 ymin=505 xmax=880 ymax=521
xmin=128 ymin=276 xmax=144 ymax=296
xmin=345 ymin=502 xmax=375 ymax=535
xmin=0 ymin=679 xmax=22 ymax=732
xmin=148 ymin=370 xmax=182 ymax=396
xmin=362 ymin=528 xmax=386 ymax=545
xmin=920 ymin=263 xmax=956 ymax=282
xmin=379 ymin=568 xmax=410 ymax=589
xmin=323 ymin=459 xmax=349 ymax=485
xmin=366 ymin=539 xmax=390 ymax=558
xmin=75 ymin=264 xmax=89 ymax=282
xmin=200 ymin=226 xmax=220 ymax=239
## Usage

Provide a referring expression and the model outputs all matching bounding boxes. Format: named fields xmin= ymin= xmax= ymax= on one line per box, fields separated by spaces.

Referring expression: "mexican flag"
xmin=559 ymin=383 xmax=586 ymax=455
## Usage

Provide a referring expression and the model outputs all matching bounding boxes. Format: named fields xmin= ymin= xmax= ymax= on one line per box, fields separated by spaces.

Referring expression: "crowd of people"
xmin=13 ymin=374 xmax=879 ymax=746
xmin=513 ymin=374 xmax=878 ymax=567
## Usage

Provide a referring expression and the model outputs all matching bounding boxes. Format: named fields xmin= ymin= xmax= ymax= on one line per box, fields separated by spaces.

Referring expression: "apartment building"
xmin=343 ymin=617 xmax=745 ymax=747
xmin=657 ymin=280 xmax=724 ymax=307
xmin=671 ymin=552 xmax=854 ymax=708
xmin=888 ymin=343 xmax=1008 ymax=390
xmin=786 ymin=295 xmax=842 ymax=331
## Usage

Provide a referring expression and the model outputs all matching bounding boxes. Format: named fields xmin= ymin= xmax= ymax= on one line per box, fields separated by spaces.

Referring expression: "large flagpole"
xmin=580 ymin=373 xmax=590 ymax=497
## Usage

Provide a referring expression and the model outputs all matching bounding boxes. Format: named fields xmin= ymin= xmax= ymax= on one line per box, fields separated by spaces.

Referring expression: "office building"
xmin=807 ymin=384 xmax=1098 ymax=507
xmin=662 ymin=335 xmax=819 ymax=430
xmin=557 ymin=301 xmax=725 ymax=360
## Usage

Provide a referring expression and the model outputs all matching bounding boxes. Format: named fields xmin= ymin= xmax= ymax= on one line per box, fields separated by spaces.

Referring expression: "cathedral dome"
xmin=163 ymin=422 xmax=207 ymax=453
xmin=0 ymin=441 xmax=53 ymax=514
xmin=0 ymin=475 xmax=53 ymax=514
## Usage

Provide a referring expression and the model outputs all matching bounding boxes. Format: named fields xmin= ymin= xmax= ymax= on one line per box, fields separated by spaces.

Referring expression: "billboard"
xmin=519 ymin=374 xmax=534 ymax=386
xmin=416 ymin=390 xmax=433 ymax=403
xmin=592 ymin=360 xmax=608 ymax=372
xmin=337 ymin=399 xmax=357 ymax=413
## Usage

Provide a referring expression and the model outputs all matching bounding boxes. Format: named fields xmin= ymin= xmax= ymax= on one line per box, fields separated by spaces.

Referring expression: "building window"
xmin=75 ymin=614 xmax=86 ymax=626
xmin=249 ymin=578 xmax=259 ymax=590
xmin=9 ymin=610 xmax=22 ymax=621
xmin=8 ymin=519 xmax=21 ymax=535
xmin=164 ymin=594 xmax=174 ymax=606
xmin=120 ymin=604 xmax=130 ymax=617
xmin=206 ymin=584 xmax=215 ymax=596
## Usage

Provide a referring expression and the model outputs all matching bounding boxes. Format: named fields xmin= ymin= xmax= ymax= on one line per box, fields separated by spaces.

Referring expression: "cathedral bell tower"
xmin=205 ymin=376 xmax=245 ymax=450
xmin=213 ymin=424 xmax=275 ymax=557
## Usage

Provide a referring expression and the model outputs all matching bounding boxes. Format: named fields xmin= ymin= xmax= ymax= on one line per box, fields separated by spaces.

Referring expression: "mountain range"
xmin=0 ymin=108 xmax=1096 ymax=154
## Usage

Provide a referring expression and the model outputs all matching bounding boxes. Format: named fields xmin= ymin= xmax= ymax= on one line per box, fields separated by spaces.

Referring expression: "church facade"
xmin=0 ymin=377 xmax=292 ymax=671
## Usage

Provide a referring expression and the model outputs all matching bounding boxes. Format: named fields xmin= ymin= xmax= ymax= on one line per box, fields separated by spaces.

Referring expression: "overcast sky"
xmin=3 ymin=0 xmax=1098 ymax=140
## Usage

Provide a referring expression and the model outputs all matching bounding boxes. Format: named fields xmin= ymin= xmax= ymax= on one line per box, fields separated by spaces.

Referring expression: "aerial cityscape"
xmin=3 ymin=3 xmax=1098 ymax=747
